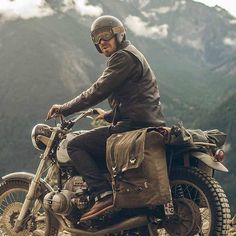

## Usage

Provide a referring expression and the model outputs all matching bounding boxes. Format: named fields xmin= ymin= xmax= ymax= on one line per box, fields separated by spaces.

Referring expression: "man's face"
xmin=98 ymin=36 xmax=117 ymax=57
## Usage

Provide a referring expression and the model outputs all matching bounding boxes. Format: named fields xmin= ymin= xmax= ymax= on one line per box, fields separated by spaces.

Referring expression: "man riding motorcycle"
xmin=46 ymin=15 xmax=165 ymax=222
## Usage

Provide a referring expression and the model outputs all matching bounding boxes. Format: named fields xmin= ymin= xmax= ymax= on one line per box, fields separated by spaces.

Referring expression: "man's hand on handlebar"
xmin=46 ymin=106 xmax=106 ymax=122
xmin=46 ymin=104 xmax=63 ymax=120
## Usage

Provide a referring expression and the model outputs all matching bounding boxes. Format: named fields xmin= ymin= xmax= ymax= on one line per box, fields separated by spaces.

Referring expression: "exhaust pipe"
xmin=56 ymin=215 xmax=148 ymax=236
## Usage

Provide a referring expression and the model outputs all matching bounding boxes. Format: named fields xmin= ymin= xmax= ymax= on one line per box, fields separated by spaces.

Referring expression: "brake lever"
xmin=59 ymin=115 xmax=65 ymax=125
xmin=65 ymin=120 xmax=75 ymax=130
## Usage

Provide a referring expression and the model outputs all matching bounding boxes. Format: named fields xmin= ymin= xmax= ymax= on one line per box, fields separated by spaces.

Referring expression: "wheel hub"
xmin=163 ymin=198 xmax=202 ymax=236
xmin=1 ymin=202 xmax=35 ymax=236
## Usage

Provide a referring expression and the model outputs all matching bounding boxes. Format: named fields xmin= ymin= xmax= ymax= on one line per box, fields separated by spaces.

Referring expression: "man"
xmin=47 ymin=15 xmax=165 ymax=221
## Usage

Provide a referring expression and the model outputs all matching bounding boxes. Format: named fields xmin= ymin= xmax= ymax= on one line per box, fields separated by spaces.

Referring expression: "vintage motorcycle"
xmin=0 ymin=109 xmax=232 ymax=236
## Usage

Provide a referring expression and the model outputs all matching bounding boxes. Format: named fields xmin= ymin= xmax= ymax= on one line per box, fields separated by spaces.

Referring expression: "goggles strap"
xmin=112 ymin=26 xmax=125 ymax=34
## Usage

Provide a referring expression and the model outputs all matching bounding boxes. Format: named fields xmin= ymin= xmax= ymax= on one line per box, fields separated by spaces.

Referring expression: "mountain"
xmin=0 ymin=0 xmax=235 ymax=212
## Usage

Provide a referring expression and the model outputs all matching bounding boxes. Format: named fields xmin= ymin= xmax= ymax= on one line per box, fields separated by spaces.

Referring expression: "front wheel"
xmin=0 ymin=179 xmax=59 ymax=236
xmin=160 ymin=167 xmax=231 ymax=236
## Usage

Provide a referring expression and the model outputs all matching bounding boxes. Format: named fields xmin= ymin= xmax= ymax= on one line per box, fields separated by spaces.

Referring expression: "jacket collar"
xmin=118 ymin=40 xmax=131 ymax=50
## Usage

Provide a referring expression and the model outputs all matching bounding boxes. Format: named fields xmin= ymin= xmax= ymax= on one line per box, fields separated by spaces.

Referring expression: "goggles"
xmin=91 ymin=26 xmax=125 ymax=44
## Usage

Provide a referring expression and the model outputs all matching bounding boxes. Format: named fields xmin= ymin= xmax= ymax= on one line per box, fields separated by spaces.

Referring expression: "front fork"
xmin=14 ymin=130 xmax=58 ymax=233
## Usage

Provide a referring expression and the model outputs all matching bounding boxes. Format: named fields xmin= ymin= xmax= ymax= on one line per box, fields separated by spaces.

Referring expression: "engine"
xmin=43 ymin=176 xmax=89 ymax=218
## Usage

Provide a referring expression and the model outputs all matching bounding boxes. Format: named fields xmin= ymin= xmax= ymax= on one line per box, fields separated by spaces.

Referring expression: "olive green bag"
xmin=166 ymin=123 xmax=227 ymax=147
xmin=106 ymin=128 xmax=171 ymax=208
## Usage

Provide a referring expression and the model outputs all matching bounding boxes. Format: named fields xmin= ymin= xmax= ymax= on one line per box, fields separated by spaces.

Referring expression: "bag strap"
xmin=114 ymin=173 xmax=146 ymax=192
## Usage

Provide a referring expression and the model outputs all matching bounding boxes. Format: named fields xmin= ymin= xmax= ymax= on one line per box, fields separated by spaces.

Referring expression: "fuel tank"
xmin=56 ymin=130 xmax=88 ymax=164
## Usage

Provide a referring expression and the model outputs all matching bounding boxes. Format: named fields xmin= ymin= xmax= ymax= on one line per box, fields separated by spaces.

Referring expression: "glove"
xmin=46 ymin=104 xmax=63 ymax=120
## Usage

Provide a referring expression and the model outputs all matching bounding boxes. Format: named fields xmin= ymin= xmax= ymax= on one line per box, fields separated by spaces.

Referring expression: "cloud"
xmin=172 ymin=36 xmax=203 ymax=50
xmin=137 ymin=0 xmax=150 ymax=9
xmin=154 ymin=7 xmax=171 ymax=14
xmin=185 ymin=39 xmax=203 ymax=50
xmin=153 ymin=0 xmax=186 ymax=14
xmin=229 ymin=19 xmax=236 ymax=24
xmin=223 ymin=37 xmax=236 ymax=47
xmin=125 ymin=15 xmax=168 ymax=39
xmin=0 ymin=0 xmax=103 ymax=21
xmin=172 ymin=36 xmax=183 ymax=44
xmin=62 ymin=0 xmax=103 ymax=17
xmin=0 ymin=0 xmax=54 ymax=20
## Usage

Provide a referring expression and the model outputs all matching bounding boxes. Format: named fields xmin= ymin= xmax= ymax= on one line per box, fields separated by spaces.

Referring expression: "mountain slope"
xmin=0 ymin=0 xmax=235 ymax=211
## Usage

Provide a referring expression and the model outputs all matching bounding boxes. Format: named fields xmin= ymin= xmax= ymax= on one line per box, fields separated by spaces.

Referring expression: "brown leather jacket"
xmin=60 ymin=41 xmax=165 ymax=127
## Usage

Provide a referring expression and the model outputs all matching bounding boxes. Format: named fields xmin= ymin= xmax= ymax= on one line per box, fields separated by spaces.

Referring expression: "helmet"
xmin=91 ymin=15 xmax=126 ymax=53
xmin=31 ymin=124 xmax=52 ymax=151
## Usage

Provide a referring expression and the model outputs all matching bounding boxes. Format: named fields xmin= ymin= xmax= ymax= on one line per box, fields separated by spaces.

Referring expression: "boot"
xmin=80 ymin=195 xmax=113 ymax=221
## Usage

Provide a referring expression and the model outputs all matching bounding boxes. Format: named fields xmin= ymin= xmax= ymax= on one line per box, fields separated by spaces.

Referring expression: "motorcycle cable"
xmin=57 ymin=167 xmax=63 ymax=191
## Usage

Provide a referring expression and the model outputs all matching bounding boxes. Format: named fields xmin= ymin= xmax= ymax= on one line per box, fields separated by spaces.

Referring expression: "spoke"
xmin=19 ymin=191 xmax=26 ymax=202
xmin=181 ymin=184 xmax=189 ymax=198
xmin=5 ymin=195 xmax=12 ymax=205
xmin=186 ymin=185 xmax=194 ymax=199
xmin=0 ymin=205 xmax=6 ymax=213
xmin=9 ymin=192 xmax=16 ymax=203
xmin=193 ymin=188 xmax=198 ymax=202
xmin=180 ymin=221 xmax=189 ymax=230
xmin=14 ymin=191 xmax=20 ymax=202
xmin=12 ymin=192 xmax=17 ymax=202
xmin=1 ymin=199 xmax=8 ymax=208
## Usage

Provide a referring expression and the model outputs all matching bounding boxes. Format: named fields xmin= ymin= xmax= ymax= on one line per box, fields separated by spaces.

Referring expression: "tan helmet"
xmin=91 ymin=15 xmax=126 ymax=53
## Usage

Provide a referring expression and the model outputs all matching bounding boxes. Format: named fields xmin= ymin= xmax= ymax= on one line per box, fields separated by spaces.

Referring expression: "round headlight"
xmin=31 ymin=124 xmax=52 ymax=151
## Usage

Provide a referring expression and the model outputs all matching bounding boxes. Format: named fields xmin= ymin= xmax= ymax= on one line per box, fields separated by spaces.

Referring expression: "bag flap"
xmin=204 ymin=129 xmax=227 ymax=147
xmin=188 ymin=129 xmax=209 ymax=143
xmin=106 ymin=128 xmax=148 ymax=176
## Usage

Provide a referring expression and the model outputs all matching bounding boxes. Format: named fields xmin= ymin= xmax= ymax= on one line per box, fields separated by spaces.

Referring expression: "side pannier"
xmin=106 ymin=128 xmax=171 ymax=208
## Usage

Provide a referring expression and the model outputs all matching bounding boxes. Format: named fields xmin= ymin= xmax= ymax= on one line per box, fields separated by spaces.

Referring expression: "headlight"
xmin=31 ymin=124 xmax=52 ymax=151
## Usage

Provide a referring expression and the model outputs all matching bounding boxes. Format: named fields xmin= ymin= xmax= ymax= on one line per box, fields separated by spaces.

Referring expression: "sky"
xmin=194 ymin=0 xmax=236 ymax=17
xmin=0 ymin=0 xmax=236 ymax=21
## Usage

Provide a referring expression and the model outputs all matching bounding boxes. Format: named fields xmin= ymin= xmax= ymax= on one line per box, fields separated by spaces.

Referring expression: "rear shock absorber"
xmin=175 ymin=184 xmax=184 ymax=198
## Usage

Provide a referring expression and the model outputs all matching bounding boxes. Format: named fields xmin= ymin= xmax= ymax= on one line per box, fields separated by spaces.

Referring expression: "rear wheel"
xmin=0 ymin=179 xmax=59 ymax=236
xmin=158 ymin=167 xmax=231 ymax=236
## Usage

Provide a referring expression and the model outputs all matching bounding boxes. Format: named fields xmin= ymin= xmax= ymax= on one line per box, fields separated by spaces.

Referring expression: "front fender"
xmin=192 ymin=152 xmax=228 ymax=172
xmin=1 ymin=172 xmax=54 ymax=192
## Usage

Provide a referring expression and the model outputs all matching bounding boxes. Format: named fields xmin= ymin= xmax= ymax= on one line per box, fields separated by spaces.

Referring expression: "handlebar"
xmin=58 ymin=109 xmax=99 ymax=130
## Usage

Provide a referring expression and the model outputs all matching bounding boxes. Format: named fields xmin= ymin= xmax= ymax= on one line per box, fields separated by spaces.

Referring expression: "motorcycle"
xmin=0 ymin=109 xmax=232 ymax=236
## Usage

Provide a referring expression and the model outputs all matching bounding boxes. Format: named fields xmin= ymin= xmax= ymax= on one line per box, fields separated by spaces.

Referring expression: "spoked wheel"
xmin=0 ymin=179 xmax=59 ymax=236
xmin=157 ymin=167 xmax=231 ymax=236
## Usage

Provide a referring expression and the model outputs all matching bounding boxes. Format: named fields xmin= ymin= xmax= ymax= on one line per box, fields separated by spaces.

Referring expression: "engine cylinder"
xmin=43 ymin=190 xmax=74 ymax=215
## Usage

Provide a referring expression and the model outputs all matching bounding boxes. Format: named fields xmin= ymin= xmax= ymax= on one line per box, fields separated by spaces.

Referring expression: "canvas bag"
xmin=165 ymin=124 xmax=227 ymax=148
xmin=106 ymin=128 xmax=171 ymax=208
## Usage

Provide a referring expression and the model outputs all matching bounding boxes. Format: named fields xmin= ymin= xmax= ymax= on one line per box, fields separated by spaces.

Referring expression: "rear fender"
xmin=191 ymin=152 xmax=228 ymax=172
xmin=1 ymin=172 xmax=54 ymax=193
